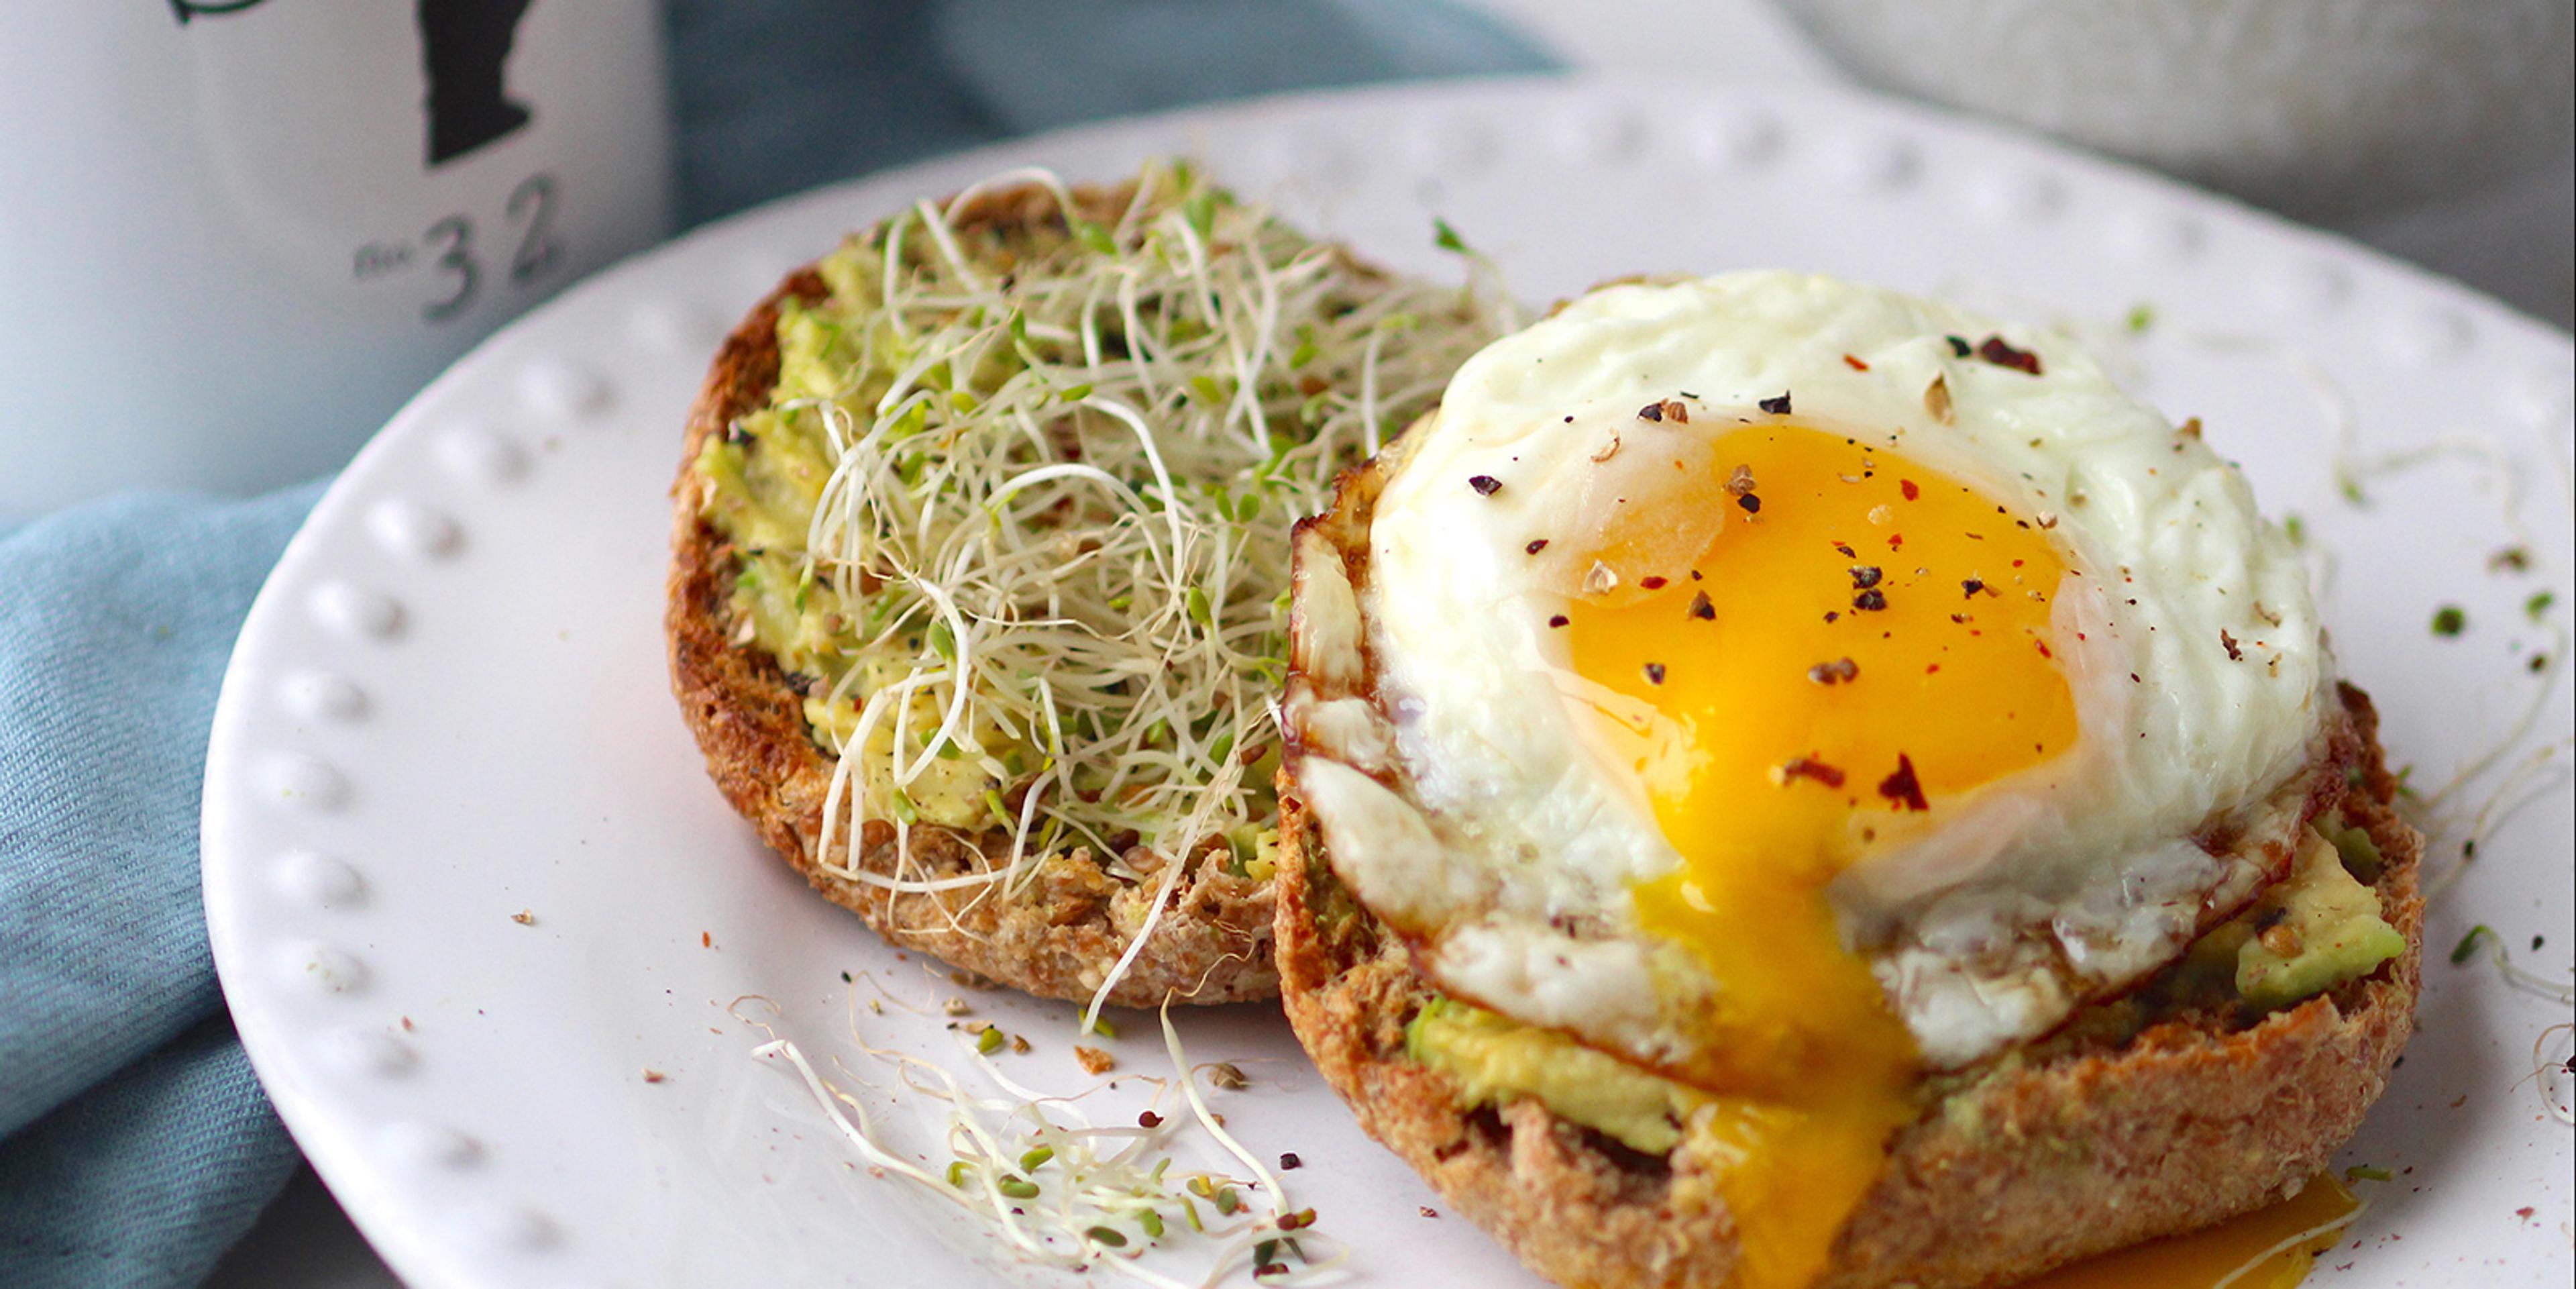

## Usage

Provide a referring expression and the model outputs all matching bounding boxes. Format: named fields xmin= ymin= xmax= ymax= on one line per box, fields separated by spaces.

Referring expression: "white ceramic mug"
xmin=0 ymin=0 xmax=672 ymax=520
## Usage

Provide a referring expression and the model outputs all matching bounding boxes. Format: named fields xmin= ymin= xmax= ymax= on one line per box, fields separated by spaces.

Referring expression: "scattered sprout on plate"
xmin=753 ymin=991 xmax=1342 ymax=1286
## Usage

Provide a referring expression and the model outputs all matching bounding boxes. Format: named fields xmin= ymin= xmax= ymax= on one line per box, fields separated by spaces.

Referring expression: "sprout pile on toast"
xmin=694 ymin=163 xmax=1509 ymax=958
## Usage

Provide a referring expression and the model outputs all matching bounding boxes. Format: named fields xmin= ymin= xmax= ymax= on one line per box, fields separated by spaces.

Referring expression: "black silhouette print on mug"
xmin=419 ymin=0 xmax=536 ymax=165
xmin=166 ymin=1 xmax=270 ymax=20
xmin=168 ymin=0 xmax=537 ymax=168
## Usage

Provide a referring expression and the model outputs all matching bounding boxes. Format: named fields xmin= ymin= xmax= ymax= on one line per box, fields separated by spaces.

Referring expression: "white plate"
xmin=203 ymin=74 xmax=2576 ymax=1288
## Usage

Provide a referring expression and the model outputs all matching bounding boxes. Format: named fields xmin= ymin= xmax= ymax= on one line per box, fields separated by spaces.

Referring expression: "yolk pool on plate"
xmin=1559 ymin=421 xmax=2076 ymax=1288
xmin=2021 ymin=1173 xmax=2363 ymax=1289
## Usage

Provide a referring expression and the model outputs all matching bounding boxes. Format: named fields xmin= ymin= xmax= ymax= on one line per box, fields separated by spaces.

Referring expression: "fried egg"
xmin=1286 ymin=272 xmax=2331 ymax=1285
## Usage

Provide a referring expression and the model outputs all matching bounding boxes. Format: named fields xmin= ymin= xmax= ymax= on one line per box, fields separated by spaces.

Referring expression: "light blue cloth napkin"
xmin=0 ymin=3 xmax=1549 ymax=1285
xmin=0 ymin=488 xmax=322 ymax=1286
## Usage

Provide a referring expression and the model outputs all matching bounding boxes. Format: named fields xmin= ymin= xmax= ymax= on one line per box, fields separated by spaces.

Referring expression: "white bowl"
xmin=1774 ymin=0 xmax=2574 ymax=223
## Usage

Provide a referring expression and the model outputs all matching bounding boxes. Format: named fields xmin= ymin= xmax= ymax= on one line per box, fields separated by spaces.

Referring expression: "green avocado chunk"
xmin=2233 ymin=826 xmax=2407 ymax=1009
xmin=1405 ymin=998 xmax=1700 ymax=1155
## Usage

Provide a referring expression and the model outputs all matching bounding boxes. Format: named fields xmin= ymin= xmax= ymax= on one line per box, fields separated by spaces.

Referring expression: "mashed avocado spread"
xmin=1406 ymin=824 xmax=2406 ymax=1151
xmin=698 ymin=267 xmax=1006 ymax=827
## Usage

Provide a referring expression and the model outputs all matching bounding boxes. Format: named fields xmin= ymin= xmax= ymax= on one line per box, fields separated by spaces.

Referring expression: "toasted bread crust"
xmin=1275 ymin=451 xmax=2423 ymax=1288
xmin=664 ymin=188 xmax=1277 ymax=1007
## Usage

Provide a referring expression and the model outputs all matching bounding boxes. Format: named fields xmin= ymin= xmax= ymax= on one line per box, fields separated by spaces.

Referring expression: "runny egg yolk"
xmin=1558 ymin=421 xmax=2078 ymax=1288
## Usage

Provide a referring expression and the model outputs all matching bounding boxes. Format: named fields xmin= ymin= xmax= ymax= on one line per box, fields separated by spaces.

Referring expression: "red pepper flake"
xmin=1687 ymin=590 xmax=1715 ymax=620
xmin=1833 ymin=542 xmax=1856 ymax=558
xmin=1807 ymin=656 xmax=1859 ymax=684
xmin=1525 ymin=538 xmax=1548 ymax=555
xmin=1640 ymin=575 xmax=1668 ymax=590
xmin=1138 ymin=1111 xmax=1164 ymax=1128
xmin=1643 ymin=662 xmax=1667 ymax=685
xmin=1852 ymin=588 xmax=1888 ymax=611
xmin=1877 ymin=754 xmax=1929 ymax=812
xmin=2035 ymin=639 xmax=2053 ymax=659
xmin=1781 ymin=757 xmax=1847 ymax=788
xmin=1636 ymin=402 xmax=1665 ymax=423
xmin=1899 ymin=478 xmax=1920 ymax=501
xmin=1758 ymin=392 xmax=1794 ymax=415
xmin=700 ymin=931 xmax=712 ymax=947
xmin=1887 ymin=533 xmax=1903 ymax=550
xmin=1548 ymin=614 xmax=1570 ymax=628
xmin=1737 ymin=493 xmax=1762 ymax=515
xmin=1849 ymin=565 xmax=1883 ymax=589
xmin=1945 ymin=335 xmax=1972 ymax=357
xmin=1976 ymin=336 xmax=2043 ymax=375
xmin=1468 ymin=474 xmax=1502 ymax=496
xmin=1843 ymin=354 xmax=1870 ymax=371
xmin=2220 ymin=628 xmax=2243 ymax=661
xmin=1660 ymin=399 xmax=1690 ymax=423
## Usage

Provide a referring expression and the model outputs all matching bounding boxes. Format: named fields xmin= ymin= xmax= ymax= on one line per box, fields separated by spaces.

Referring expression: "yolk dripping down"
xmin=1558 ymin=421 xmax=2078 ymax=1288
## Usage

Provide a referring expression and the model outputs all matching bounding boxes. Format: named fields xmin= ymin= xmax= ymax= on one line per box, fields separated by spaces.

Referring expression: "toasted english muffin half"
xmin=1275 ymin=435 xmax=2422 ymax=1289
xmin=667 ymin=168 xmax=1500 ymax=1007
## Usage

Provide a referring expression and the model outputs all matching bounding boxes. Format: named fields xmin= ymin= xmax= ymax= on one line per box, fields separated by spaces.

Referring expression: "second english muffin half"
xmin=667 ymin=164 xmax=1505 ymax=1008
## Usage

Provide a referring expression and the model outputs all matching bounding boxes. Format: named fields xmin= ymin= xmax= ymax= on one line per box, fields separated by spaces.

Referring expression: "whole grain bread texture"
xmin=1275 ymin=443 xmax=2423 ymax=1289
xmin=665 ymin=183 xmax=1276 ymax=1007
